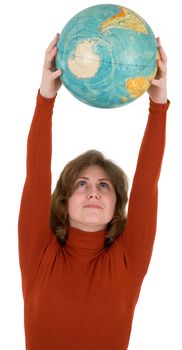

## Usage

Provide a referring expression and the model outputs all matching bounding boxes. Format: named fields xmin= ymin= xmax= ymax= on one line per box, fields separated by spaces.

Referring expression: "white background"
xmin=0 ymin=0 xmax=181 ymax=349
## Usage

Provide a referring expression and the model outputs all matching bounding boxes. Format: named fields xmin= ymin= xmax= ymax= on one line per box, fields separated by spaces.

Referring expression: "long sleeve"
xmin=117 ymin=98 xmax=170 ymax=276
xmin=18 ymin=89 xmax=57 ymax=295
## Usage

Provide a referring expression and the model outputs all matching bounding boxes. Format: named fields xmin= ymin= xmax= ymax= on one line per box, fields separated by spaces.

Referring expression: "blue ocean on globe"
xmin=56 ymin=4 xmax=158 ymax=108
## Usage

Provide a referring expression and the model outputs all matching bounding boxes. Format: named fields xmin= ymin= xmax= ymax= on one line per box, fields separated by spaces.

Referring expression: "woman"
xmin=18 ymin=33 xmax=169 ymax=350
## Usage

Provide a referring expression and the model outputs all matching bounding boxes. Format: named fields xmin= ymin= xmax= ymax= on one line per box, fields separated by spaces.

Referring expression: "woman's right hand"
xmin=40 ymin=33 xmax=62 ymax=99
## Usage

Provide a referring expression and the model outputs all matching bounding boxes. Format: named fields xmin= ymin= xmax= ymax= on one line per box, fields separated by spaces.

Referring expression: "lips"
xmin=83 ymin=204 xmax=103 ymax=209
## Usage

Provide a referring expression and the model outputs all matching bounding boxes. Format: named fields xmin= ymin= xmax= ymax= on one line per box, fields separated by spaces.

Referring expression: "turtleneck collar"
xmin=66 ymin=225 xmax=106 ymax=251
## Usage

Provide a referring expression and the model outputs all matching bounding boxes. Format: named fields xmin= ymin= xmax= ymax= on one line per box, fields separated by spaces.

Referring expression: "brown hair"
xmin=50 ymin=150 xmax=129 ymax=247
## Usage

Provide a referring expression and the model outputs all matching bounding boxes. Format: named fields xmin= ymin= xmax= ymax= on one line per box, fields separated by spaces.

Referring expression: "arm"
xmin=118 ymin=38 xmax=169 ymax=275
xmin=121 ymin=99 xmax=169 ymax=275
xmin=18 ymin=34 xmax=62 ymax=288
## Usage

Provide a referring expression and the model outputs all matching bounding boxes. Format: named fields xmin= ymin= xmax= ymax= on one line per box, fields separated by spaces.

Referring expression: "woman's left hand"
xmin=147 ymin=37 xmax=168 ymax=104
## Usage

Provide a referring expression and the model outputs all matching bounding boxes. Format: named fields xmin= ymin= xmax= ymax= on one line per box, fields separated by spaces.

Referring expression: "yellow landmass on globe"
xmin=121 ymin=96 xmax=128 ymax=102
xmin=68 ymin=40 xmax=100 ymax=79
xmin=125 ymin=67 xmax=157 ymax=98
xmin=100 ymin=6 xmax=148 ymax=34
xmin=126 ymin=77 xmax=150 ymax=98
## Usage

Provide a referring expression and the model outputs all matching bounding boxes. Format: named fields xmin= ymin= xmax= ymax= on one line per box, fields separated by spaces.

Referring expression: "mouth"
xmin=83 ymin=204 xmax=103 ymax=209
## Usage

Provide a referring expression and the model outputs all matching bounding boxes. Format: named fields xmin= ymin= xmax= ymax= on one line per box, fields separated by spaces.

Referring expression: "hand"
xmin=147 ymin=37 xmax=167 ymax=104
xmin=40 ymin=33 xmax=62 ymax=99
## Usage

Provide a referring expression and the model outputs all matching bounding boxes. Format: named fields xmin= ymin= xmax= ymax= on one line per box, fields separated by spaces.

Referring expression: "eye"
xmin=99 ymin=182 xmax=110 ymax=189
xmin=76 ymin=180 xmax=87 ymax=188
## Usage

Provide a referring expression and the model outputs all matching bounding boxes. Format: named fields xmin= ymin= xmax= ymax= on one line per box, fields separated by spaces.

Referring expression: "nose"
xmin=87 ymin=193 xmax=100 ymax=199
xmin=86 ymin=188 xmax=101 ymax=200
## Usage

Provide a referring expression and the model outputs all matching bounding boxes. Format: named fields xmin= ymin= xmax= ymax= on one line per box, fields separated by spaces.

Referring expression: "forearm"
xmin=18 ymin=89 xmax=56 ymax=277
xmin=131 ymin=98 xmax=169 ymax=195
xmin=26 ymin=90 xmax=56 ymax=189
xmin=121 ymin=98 xmax=170 ymax=275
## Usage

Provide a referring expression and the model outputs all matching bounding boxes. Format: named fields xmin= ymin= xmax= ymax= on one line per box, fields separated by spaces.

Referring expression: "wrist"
xmin=39 ymin=88 xmax=57 ymax=101
xmin=150 ymin=96 xmax=168 ymax=104
xmin=39 ymin=88 xmax=57 ymax=99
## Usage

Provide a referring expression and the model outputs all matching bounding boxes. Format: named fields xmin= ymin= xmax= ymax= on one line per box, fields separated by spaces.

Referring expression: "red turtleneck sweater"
xmin=18 ymin=90 xmax=169 ymax=350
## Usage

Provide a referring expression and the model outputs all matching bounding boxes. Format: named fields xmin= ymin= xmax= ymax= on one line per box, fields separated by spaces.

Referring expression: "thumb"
xmin=150 ymin=78 xmax=160 ymax=87
xmin=52 ymin=69 xmax=62 ymax=80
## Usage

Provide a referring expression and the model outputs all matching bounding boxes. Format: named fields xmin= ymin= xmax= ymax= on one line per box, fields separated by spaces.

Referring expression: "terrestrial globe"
xmin=56 ymin=4 xmax=158 ymax=108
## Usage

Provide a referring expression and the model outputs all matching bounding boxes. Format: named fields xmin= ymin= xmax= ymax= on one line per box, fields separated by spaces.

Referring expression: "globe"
xmin=56 ymin=4 xmax=158 ymax=108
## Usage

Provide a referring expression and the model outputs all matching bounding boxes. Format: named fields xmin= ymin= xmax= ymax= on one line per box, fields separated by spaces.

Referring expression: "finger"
xmin=158 ymin=47 xmax=167 ymax=65
xmin=44 ymin=46 xmax=58 ymax=69
xmin=156 ymin=37 xmax=161 ymax=48
xmin=157 ymin=59 xmax=167 ymax=78
xmin=156 ymin=37 xmax=167 ymax=64
xmin=46 ymin=33 xmax=60 ymax=54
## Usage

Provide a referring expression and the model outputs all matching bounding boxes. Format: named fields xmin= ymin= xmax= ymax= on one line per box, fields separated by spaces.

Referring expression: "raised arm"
xmin=118 ymin=38 xmax=169 ymax=276
xmin=18 ymin=34 xmax=62 ymax=286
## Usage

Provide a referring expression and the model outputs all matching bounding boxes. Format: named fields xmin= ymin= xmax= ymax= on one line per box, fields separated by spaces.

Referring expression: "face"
xmin=67 ymin=165 xmax=117 ymax=232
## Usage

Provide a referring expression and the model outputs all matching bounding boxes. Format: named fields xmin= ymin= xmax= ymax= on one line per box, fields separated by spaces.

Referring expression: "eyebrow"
xmin=76 ymin=176 xmax=111 ymax=182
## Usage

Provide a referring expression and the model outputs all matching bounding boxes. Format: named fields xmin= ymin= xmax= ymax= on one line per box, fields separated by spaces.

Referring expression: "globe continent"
xmin=56 ymin=4 xmax=158 ymax=108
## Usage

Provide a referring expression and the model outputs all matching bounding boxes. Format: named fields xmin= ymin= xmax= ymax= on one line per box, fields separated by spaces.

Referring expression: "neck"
xmin=68 ymin=222 xmax=106 ymax=232
xmin=65 ymin=225 xmax=107 ymax=253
